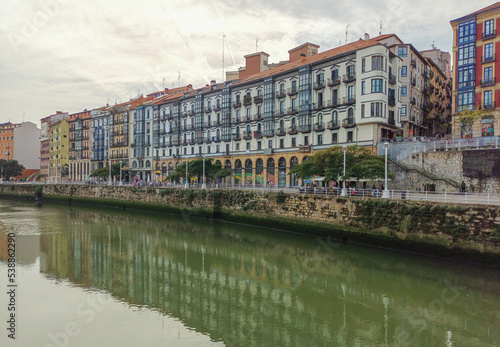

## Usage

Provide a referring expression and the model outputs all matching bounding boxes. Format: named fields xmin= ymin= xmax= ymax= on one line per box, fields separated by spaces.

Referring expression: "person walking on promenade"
xmin=461 ymin=181 xmax=466 ymax=193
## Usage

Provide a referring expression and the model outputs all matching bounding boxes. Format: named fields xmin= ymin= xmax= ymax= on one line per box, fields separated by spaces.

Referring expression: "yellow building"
xmin=49 ymin=119 xmax=69 ymax=183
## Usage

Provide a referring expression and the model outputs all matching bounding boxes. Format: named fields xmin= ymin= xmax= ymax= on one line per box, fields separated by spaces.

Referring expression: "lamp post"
xmin=341 ymin=145 xmax=347 ymax=196
xmin=119 ymin=161 xmax=123 ymax=186
xmin=202 ymin=154 xmax=206 ymax=189
xmin=382 ymin=142 xmax=390 ymax=199
xmin=184 ymin=159 xmax=189 ymax=189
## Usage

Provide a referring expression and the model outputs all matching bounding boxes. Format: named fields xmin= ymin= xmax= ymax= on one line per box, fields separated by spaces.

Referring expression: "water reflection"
xmin=26 ymin=204 xmax=499 ymax=347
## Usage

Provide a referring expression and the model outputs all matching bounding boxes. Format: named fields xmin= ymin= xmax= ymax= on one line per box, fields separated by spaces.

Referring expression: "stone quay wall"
xmin=2 ymin=184 xmax=500 ymax=265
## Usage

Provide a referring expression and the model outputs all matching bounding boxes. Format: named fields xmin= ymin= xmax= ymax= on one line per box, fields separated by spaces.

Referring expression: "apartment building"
xmin=68 ymin=109 xmax=91 ymax=181
xmin=13 ymin=122 xmax=41 ymax=169
xmin=90 ymin=107 xmax=112 ymax=174
xmin=49 ymin=119 xmax=69 ymax=183
xmin=40 ymin=111 xmax=68 ymax=180
xmin=450 ymin=2 xmax=500 ymax=138
xmin=0 ymin=122 xmax=19 ymax=162
xmin=128 ymin=35 xmax=402 ymax=187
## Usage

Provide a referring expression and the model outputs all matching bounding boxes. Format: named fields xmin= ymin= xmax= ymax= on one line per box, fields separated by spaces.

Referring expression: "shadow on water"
xmin=2 ymin=199 xmax=500 ymax=346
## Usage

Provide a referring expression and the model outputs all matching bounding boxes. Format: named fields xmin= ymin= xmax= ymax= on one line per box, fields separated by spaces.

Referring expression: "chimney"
xmin=299 ymin=53 xmax=306 ymax=62
xmin=288 ymin=42 xmax=320 ymax=63
xmin=364 ymin=33 xmax=370 ymax=40
xmin=238 ymin=52 xmax=270 ymax=79
xmin=210 ymin=80 xmax=216 ymax=86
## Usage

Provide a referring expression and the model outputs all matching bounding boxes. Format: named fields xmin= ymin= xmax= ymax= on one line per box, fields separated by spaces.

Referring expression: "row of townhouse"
xmin=41 ymin=33 xmax=452 ymax=185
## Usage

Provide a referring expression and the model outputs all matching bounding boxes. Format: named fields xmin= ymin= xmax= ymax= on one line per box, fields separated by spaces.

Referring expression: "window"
xmin=291 ymin=138 xmax=296 ymax=147
xmin=361 ymin=104 xmax=365 ymax=118
xmin=484 ymin=90 xmax=493 ymax=107
xmin=347 ymin=131 xmax=353 ymax=142
xmin=216 ymin=145 xmax=220 ymax=153
xmin=401 ymin=105 xmax=407 ymax=117
xmin=485 ymin=43 xmax=494 ymax=61
xmin=457 ymin=90 xmax=475 ymax=111
xmin=458 ymin=43 xmax=476 ymax=66
xmin=484 ymin=19 xmax=494 ymax=37
xmin=371 ymin=102 xmax=383 ymax=117
xmin=257 ymin=141 xmax=262 ymax=150
xmin=280 ymin=139 xmax=284 ymax=148
xmin=372 ymin=56 xmax=383 ymax=70
xmin=401 ymin=66 xmax=407 ymax=77
xmin=458 ymin=20 xmax=476 ymax=44
xmin=236 ymin=143 xmax=240 ymax=151
xmin=291 ymin=80 xmax=297 ymax=92
xmin=268 ymin=140 xmax=272 ymax=148
xmin=362 ymin=58 xmax=366 ymax=73
xmin=347 ymin=86 xmax=355 ymax=100
xmin=361 ymin=81 xmax=366 ymax=95
xmin=398 ymin=46 xmax=407 ymax=57
xmin=332 ymin=133 xmax=338 ymax=143
xmin=280 ymin=101 xmax=285 ymax=113
xmin=457 ymin=66 xmax=475 ymax=88
xmin=246 ymin=142 xmax=250 ymax=150
xmin=316 ymin=73 xmax=324 ymax=85
xmin=401 ymin=86 xmax=407 ymax=97
xmin=304 ymin=136 xmax=309 ymax=145
xmin=371 ymin=79 xmax=383 ymax=93
xmin=484 ymin=66 xmax=493 ymax=83
xmin=347 ymin=65 xmax=355 ymax=77
xmin=317 ymin=134 xmax=323 ymax=145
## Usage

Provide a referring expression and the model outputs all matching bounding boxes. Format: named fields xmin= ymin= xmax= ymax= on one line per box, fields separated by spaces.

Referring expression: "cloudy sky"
xmin=0 ymin=0 xmax=494 ymax=126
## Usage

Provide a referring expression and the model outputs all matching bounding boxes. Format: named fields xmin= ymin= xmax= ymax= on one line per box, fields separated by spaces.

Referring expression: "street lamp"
xmin=341 ymin=145 xmax=347 ymax=196
xmin=184 ymin=159 xmax=189 ymax=189
xmin=202 ymin=154 xmax=206 ymax=189
xmin=119 ymin=161 xmax=123 ymax=186
xmin=382 ymin=142 xmax=390 ymax=199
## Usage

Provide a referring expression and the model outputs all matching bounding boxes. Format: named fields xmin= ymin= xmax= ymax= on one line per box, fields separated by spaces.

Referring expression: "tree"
xmin=90 ymin=161 xmax=129 ymax=180
xmin=289 ymin=145 xmax=390 ymax=182
xmin=455 ymin=107 xmax=490 ymax=134
xmin=0 ymin=160 xmax=25 ymax=179
xmin=167 ymin=159 xmax=232 ymax=183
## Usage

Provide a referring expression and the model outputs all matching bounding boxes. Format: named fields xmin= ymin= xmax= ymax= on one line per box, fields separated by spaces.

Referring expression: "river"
xmin=0 ymin=199 xmax=499 ymax=346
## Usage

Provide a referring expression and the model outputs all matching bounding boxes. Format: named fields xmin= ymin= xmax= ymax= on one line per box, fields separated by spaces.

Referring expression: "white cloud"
xmin=0 ymin=0 xmax=495 ymax=125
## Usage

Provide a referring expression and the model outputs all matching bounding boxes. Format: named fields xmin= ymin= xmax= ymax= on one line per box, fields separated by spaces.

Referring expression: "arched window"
xmin=303 ymin=156 xmax=309 ymax=162
xmin=145 ymin=160 xmax=151 ymax=167
xmin=317 ymin=113 xmax=323 ymax=125
xmin=348 ymin=108 xmax=354 ymax=120
xmin=257 ymin=123 xmax=262 ymax=133
xmin=224 ymin=160 xmax=231 ymax=169
xmin=291 ymin=117 xmax=296 ymax=129
xmin=267 ymin=158 xmax=275 ymax=186
xmin=332 ymin=111 xmax=338 ymax=124
xmin=156 ymin=163 xmax=160 ymax=170
xmin=279 ymin=119 xmax=284 ymax=132
xmin=246 ymin=124 xmax=251 ymax=134
xmin=236 ymin=126 xmax=240 ymax=134
xmin=256 ymin=158 xmax=264 ymax=186
xmin=215 ymin=160 xmax=221 ymax=166
xmin=216 ymin=129 xmax=221 ymax=139
xmin=234 ymin=159 xmax=242 ymax=184
xmin=278 ymin=157 xmax=286 ymax=169
xmin=162 ymin=163 xmax=167 ymax=175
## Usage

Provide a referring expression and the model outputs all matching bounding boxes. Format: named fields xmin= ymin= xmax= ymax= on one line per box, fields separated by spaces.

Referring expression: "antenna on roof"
xmin=177 ymin=71 xmax=181 ymax=87
xmin=432 ymin=40 xmax=436 ymax=49
xmin=256 ymin=38 xmax=259 ymax=52
xmin=345 ymin=25 xmax=349 ymax=44
xmin=379 ymin=20 xmax=383 ymax=35
xmin=163 ymin=77 xmax=165 ymax=90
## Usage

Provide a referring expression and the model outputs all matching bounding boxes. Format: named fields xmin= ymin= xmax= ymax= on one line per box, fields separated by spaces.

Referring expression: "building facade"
xmin=0 ymin=122 xmax=19 ymax=162
xmin=13 ymin=122 xmax=41 ymax=170
xmin=90 ymin=108 xmax=112 ymax=175
xmin=450 ymin=2 xmax=500 ymax=138
xmin=49 ymin=119 xmax=69 ymax=183
xmin=40 ymin=111 xmax=68 ymax=181
xmin=68 ymin=110 xmax=91 ymax=181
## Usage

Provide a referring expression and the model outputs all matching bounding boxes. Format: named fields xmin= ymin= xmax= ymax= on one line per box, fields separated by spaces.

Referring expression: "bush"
xmin=275 ymin=191 xmax=287 ymax=204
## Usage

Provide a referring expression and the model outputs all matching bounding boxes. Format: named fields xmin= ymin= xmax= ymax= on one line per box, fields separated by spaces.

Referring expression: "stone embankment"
xmin=1 ymin=184 xmax=499 ymax=266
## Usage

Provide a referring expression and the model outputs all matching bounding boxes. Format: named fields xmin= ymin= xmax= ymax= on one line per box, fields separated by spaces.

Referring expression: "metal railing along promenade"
xmin=4 ymin=181 xmax=500 ymax=206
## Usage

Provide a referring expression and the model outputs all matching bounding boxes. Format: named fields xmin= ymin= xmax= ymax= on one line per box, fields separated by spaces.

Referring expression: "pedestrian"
xmin=461 ymin=181 xmax=466 ymax=193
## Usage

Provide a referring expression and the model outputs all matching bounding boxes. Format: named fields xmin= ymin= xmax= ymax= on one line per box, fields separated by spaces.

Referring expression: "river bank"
xmin=1 ymin=184 xmax=499 ymax=267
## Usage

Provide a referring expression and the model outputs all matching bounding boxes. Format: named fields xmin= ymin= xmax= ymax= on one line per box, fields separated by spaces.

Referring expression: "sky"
xmin=0 ymin=0 xmax=496 ymax=126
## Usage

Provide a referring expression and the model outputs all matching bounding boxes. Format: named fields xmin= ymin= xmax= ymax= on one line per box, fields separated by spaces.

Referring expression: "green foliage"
xmin=35 ymin=185 xmax=43 ymax=198
xmin=275 ymin=191 xmax=287 ymax=204
xmin=456 ymin=108 xmax=489 ymax=127
xmin=90 ymin=161 xmax=129 ymax=179
xmin=289 ymin=145 xmax=389 ymax=182
xmin=167 ymin=158 xmax=231 ymax=182
xmin=0 ymin=159 xmax=25 ymax=179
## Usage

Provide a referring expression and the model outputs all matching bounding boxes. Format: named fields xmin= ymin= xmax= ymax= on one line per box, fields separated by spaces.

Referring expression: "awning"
xmin=311 ymin=176 xmax=325 ymax=181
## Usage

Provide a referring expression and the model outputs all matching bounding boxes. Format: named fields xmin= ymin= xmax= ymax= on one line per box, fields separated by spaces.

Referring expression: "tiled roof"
xmin=451 ymin=2 xmax=500 ymax=22
xmin=232 ymin=34 xmax=394 ymax=86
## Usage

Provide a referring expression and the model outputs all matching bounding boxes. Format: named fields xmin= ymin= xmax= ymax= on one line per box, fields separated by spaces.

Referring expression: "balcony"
xmin=253 ymin=113 xmax=263 ymax=121
xmin=232 ymin=101 xmax=241 ymax=108
xmin=327 ymin=120 xmax=340 ymax=130
xmin=313 ymin=122 xmax=325 ymax=131
xmin=243 ymin=97 xmax=252 ymax=106
xmin=264 ymin=129 xmax=274 ymax=137
xmin=342 ymin=118 xmax=356 ymax=128
xmin=411 ymin=78 xmax=416 ymax=86
xmin=411 ymin=59 xmax=416 ymax=68
xmin=253 ymin=131 xmax=263 ymax=139
xmin=389 ymin=74 xmax=396 ymax=85
xmin=275 ymin=110 xmax=286 ymax=117
xmin=388 ymin=96 xmax=396 ymax=106
xmin=312 ymin=102 xmax=325 ymax=110
xmin=243 ymin=131 xmax=252 ymax=140
xmin=387 ymin=117 xmax=395 ymax=126
xmin=299 ymin=145 xmax=311 ymax=153
xmin=482 ymin=30 xmax=497 ymax=40
xmin=313 ymin=81 xmax=325 ymax=90
xmin=253 ymin=96 xmax=263 ymax=104
xmin=187 ymin=110 xmax=195 ymax=117
xmin=327 ymin=99 xmax=340 ymax=107
xmin=480 ymin=78 xmax=496 ymax=87
xmin=212 ymin=120 xmax=221 ymax=127
xmin=287 ymin=107 xmax=298 ymax=115
xmin=213 ymin=104 xmax=221 ymax=111
xmin=410 ymin=97 xmax=416 ymax=105
xmin=275 ymin=91 xmax=286 ymax=99
xmin=298 ymin=124 xmax=311 ymax=133
xmin=287 ymin=88 xmax=298 ymax=96
xmin=287 ymin=127 xmax=298 ymax=135
xmin=341 ymin=97 xmax=356 ymax=105
xmin=481 ymin=54 xmax=496 ymax=64
xmin=343 ymin=73 xmax=356 ymax=83
xmin=232 ymin=117 xmax=242 ymax=124
xmin=327 ymin=78 xmax=341 ymax=87
xmin=205 ymin=107 xmax=212 ymax=113
xmin=232 ymin=133 xmax=241 ymax=141
xmin=276 ymin=129 xmax=286 ymax=136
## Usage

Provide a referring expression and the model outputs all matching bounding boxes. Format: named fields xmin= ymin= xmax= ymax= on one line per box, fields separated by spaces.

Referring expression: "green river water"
xmin=0 ymin=199 xmax=499 ymax=346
